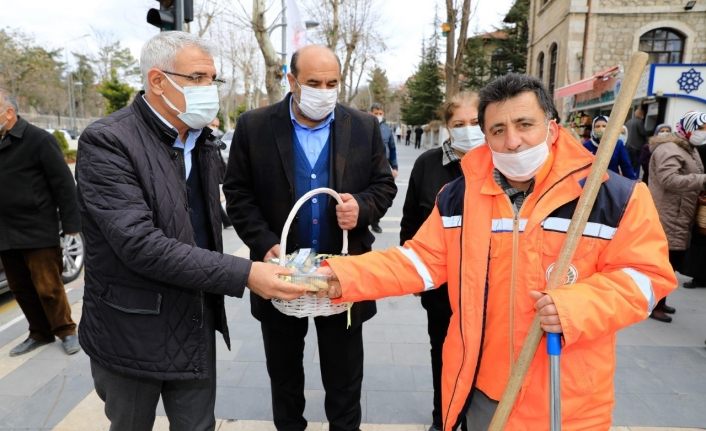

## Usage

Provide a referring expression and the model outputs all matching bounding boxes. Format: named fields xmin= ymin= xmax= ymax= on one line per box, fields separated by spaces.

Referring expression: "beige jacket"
xmin=648 ymin=133 xmax=706 ymax=250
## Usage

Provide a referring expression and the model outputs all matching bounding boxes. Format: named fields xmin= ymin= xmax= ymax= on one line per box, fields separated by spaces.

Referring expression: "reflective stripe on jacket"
xmin=327 ymin=128 xmax=676 ymax=430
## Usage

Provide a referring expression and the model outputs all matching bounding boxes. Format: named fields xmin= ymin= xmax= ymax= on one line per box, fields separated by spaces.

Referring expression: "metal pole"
xmin=175 ymin=0 xmax=184 ymax=31
xmin=281 ymin=0 xmax=287 ymax=70
xmin=548 ymin=332 xmax=562 ymax=431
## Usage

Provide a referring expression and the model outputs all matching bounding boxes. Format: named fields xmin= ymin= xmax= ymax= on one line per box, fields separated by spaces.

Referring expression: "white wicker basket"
xmin=271 ymin=187 xmax=352 ymax=318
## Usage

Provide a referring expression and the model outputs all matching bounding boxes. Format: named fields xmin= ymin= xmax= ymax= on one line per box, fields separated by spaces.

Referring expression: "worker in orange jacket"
xmin=317 ymin=73 xmax=676 ymax=431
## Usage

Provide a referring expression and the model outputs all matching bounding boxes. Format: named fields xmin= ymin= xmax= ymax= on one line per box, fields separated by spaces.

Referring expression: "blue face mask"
xmin=161 ymin=73 xmax=220 ymax=129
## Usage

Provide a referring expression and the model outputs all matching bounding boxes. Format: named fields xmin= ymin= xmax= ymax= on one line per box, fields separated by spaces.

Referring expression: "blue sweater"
xmin=583 ymin=138 xmax=638 ymax=180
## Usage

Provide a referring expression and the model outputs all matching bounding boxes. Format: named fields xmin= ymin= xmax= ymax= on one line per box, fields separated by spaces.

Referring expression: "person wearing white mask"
xmin=400 ymin=91 xmax=482 ymax=431
xmin=369 ymin=102 xmax=398 ymax=233
xmin=647 ymin=111 xmax=706 ymax=321
xmin=223 ymin=44 xmax=396 ymax=431
xmin=316 ymin=73 xmax=674 ymax=431
xmin=76 ymin=31 xmax=307 ymax=431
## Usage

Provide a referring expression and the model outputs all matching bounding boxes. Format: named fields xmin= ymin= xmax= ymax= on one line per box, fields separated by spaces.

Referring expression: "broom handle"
xmin=487 ymin=51 xmax=649 ymax=430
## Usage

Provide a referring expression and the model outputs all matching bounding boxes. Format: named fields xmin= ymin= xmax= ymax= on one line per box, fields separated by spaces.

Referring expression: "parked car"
xmin=220 ymin=129 xmax=234 ymax=163
xmin=0 ymin=232 xmax=84 ymax=295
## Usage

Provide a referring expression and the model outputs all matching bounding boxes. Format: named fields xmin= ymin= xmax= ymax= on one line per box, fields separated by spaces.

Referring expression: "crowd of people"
xmin=0 ymin=29 xmax=704 ymax=431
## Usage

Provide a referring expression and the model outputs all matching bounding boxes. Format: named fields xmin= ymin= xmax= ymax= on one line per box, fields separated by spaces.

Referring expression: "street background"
xmin=0 ymin=143 xmax=704 ymax=430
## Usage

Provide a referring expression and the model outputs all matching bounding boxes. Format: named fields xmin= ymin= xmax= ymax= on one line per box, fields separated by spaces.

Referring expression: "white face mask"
xmin=689 ymin=130 xmax=706 ymax=146
xmin=161 ymin=74 xmax=220 ymax=130
xmin=295 ymin=80 xmax=338 ymax=121
xmin=491 ymin=125 xmax=551 ymax=182
xmin=658 ymin=131 xmax=671 ymax=136
xmin=375 ymin=115 xmax=384 ymax=123
xmin=449 ymin=125 xmax=485 ymax=154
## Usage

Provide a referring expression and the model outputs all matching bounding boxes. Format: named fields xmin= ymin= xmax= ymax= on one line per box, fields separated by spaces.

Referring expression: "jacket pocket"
xmin=101 ymin=283 xmax=162 ymax=315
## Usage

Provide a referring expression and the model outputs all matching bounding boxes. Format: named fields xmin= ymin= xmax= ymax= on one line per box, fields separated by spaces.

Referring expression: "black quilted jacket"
xmin=75 ymin=94 xmax=251 ymax=380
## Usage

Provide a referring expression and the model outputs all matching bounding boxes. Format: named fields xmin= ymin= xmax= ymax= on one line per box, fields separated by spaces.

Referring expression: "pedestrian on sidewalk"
xmin=415 ymin=125 xmax=424 ymax=149
xmin=369 ymin=102 xmax=398 ymax=234
xmin=401 ymin=91 xmax=485 ymax=431
xmin=224 ymin=45 xmax=396 ymax=431
xmin=648 ymin=111 xmax=706 ymax=309
xmin=641 ymin=123 xmax=672 ymax=185
xmin=0 ymin=88 xmax=82 ymax=357
xmin=317 ymin=73 xmax=675 ymax=431
xmin=75 ymin=31 xmax=306 ymax=431
xmin=625 ymin=106 xmax=648 ymax=173
xmin=583 ymin=115 xmax=637 ymax=179
xmin=680 ymin=113 xmax=706 ymax=289
xmin=406 ymin=127 xmax=412 ymax=146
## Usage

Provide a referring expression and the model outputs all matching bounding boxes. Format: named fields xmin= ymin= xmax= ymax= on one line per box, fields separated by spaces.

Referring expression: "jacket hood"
xmin=648 ymin=133 xmax=690 ymax=152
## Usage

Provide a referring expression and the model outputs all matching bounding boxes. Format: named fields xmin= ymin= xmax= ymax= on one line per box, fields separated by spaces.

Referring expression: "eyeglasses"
xmin=161 ymin=70 xmax=226 ymax=86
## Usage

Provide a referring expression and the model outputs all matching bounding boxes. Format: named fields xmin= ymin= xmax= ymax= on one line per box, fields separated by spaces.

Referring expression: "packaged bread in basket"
xmin=271 ymin=188 xmax=352 ymax=319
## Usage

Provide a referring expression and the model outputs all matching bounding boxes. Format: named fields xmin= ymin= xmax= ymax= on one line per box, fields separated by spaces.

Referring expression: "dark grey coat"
xmin=224 ymin=94 xmax=397 ymax=328
xmin=0 ymin=117 xmax=80 ymax=251
xmin=76 ymin=94 xmax=252 ymax=380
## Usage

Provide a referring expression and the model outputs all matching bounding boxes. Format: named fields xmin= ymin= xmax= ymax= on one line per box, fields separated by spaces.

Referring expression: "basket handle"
xmin=278 ymin=187 xmax=349 ymax=266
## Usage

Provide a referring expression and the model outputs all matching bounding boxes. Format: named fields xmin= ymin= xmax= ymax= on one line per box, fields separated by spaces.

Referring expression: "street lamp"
xmin=64 ymin=34 xmax=89 ymax=134
xmin=267 ymin=0 xmax=319 ymax=75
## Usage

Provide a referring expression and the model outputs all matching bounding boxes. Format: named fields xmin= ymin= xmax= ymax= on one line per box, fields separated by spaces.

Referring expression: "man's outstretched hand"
xmin=247 ymin=262 xmax=308 ymax=300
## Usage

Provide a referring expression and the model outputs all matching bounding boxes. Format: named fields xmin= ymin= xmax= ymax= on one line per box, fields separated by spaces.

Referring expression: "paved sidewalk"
xmin=1 ymin=143 xmax=705 ymax=430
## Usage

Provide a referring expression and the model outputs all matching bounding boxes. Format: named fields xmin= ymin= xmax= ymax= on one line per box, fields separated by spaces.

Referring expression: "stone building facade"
xmin=527 ymin=0 xmax=706 ymax=128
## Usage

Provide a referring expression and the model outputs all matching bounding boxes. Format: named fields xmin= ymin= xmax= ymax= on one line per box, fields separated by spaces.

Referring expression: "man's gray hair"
xmin=140 ymin=31 xmax=216 ymax=88
xmin=369 ymin=102 xmax=384 ymax=112
xmin=0 ymin=88 xmax=19 ymax=112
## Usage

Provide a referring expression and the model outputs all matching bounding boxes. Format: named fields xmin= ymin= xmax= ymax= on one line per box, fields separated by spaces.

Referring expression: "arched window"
xmin=548 ymin=43 xmax=558 ymax=96
xmin=639 ymin=28 xmax=684 ymax=64
xmin=537 ymin=52 xmax=545 ymax=82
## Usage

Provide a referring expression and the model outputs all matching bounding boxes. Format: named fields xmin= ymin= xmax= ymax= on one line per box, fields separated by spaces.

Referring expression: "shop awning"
xmin=555 ymin=66 xmax=620 ymax=99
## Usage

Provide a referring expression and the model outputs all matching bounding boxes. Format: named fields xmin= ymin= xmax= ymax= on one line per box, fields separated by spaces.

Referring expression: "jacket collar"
xmin=271 ymin=93 xmax=351 ymax=191
xmin=0 ymin=116 xmax=28 ymax=151
xmin=464 ymin=128 xmax=596 ymax=228
xmin=132 ymin=91 xmax=217 ymax=151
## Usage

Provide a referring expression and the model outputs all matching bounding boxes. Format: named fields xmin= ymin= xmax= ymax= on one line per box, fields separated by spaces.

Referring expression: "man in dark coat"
xmin=75 ymin=31 xmax=306 ymax=431
xmin=369 ymin=102 xmax=398 ymax=233
xmin=0 ymin=88 xmax=81 ymax=357
xmin=224 ymin=45 xmax=396 ymax=431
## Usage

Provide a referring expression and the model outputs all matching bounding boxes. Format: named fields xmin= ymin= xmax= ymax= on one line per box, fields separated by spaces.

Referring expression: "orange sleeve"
xmin=326 ymin=205 xmax=450 ymax=303
xmin=549 ymin=182 xmax=677 ymax=345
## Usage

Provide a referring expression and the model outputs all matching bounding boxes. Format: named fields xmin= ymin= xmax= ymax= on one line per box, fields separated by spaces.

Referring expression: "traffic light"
xmin=147 ymin=0 xmax=193 ymax=31
xmin=147 ymin=0 xmax=176 ymax=31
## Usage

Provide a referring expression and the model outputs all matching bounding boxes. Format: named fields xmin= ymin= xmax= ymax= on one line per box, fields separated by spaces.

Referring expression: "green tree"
xmin=401 ymin=40 xmax=444 ymax=126
xmin=460 ymin=0 xmax=528 ymax=91
xmin=368 ymin=66 xmax=390 ymax=108
xmin=97 ymin=69 xmax=133 ymax=114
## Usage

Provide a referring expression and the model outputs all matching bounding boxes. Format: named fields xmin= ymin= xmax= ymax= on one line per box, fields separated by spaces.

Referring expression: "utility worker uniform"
xmin=326 ymin=128 xmax=676 ymax=430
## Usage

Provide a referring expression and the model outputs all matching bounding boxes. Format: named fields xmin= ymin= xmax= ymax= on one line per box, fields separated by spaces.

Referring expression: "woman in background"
xmin=400 ymin=91 xmax=485 ymax=431
xmin=583 ymin=115 xmax=637 ymax=179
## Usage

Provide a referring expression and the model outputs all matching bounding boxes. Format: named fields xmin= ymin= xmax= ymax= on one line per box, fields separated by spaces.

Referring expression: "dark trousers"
xmin=464 ymin=389 xmax=498 ymax=431
xmin=260 ymin=317 xmax=364 ymax=431
xmin=415 ymin=136 xmax=422 ymax=149
xmin=0 ymin=247 xmax=75 ymax=340
xmin=628 ymin=146 xmax=641 ymax=174
xmin=421 ymin=285 xmax=467 ymax=430
xmin=91 ymin=358 xmax=216 ymax=431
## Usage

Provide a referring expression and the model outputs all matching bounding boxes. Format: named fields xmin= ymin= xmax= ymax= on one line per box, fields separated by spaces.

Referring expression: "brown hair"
xmin=440 ymin=91 xmax=480 ymax=125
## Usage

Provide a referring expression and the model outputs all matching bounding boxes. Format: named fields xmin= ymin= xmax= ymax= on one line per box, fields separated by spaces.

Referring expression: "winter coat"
xmin=0 ymin=117 xmax=80 ymax=251
xmin=648 ymin=133 xmax=706 ymax=250
xmin=223 ymin=93 xmax=396 ymax=327
xmin=76 ymin=94 xmax=252 ymax=380
xmin=327 ymin=128 xmax=676 ymax=430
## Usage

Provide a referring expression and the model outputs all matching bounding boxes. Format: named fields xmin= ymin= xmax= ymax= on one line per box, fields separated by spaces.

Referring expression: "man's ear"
xmin=146 ymin=68 xmax=166 ymax=96
xmin=549 ymin=119 xmax=560 ymax=143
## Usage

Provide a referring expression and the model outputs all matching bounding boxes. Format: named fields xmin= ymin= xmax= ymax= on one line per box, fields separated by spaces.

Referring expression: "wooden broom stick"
xmin=487 ymin=51 xmax=649 ymax=430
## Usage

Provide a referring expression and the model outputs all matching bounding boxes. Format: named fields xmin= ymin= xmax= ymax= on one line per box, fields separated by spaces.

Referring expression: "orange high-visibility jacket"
xmin=327 ymin=129 xmax=676 ymax=430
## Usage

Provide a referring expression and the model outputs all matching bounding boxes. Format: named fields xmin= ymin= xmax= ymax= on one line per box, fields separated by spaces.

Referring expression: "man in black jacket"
xmin=224 ymin=45 xmax=396 ymax=431
xmin=76 ymin=31 xmax=306 ymax=431
xmin=0 ymin=88 xmax=81 ymax=357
